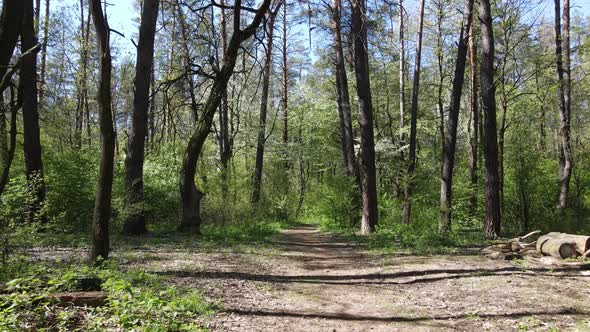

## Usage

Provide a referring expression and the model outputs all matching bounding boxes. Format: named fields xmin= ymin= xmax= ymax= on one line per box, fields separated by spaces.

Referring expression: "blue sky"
xmin=50 ymin=0 xmax=590 ymax=60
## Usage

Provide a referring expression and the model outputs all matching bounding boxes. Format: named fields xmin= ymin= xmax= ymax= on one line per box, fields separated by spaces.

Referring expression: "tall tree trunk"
xmin=123 ymin=0 xmax=159 ymax=235
xmin=38 ymin=0 xmax=49 ymax=112
xmin=0 ymin=0 xmax=24 ymax=180
xmin=401 ymin=0 xmax=425 ymax=225
xmin=219 ymin=0 xmax=231 ymax=197
xmin=479 ymin=0 xmax=502 ymax=238
xmin=281 ymin=0 xmax=288 ymax=147
xmin=332 ymin=0 xmax=356 ymax=179
xmin=89 ymin=0 xmax=115 ymax=262
xmin=468 ymin=21 xmax=479 ymax=216
xmin=398 ymin=0 xmax=406 ymax=164
xmin=435 ymin=0 xmax=445 ymax=173
xmin=178 ymin=0 xmax=272 ymax=233
xmin=21 ymin=0 xmax=46 ymax=223
xmin=556 ymin=0 xmax=572 ymax=209
xmin=0 ymin=90 xmax=19 ymax=197
xmin=351 ymin=0 xmax=378 ymax=234
xmin=438 ymin=0 xmax=473 ymax=233
xmin=252 ymin=4 xmax=281 ymax=204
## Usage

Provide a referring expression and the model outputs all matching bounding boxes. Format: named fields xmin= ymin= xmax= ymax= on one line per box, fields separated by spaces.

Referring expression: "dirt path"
xmin=145 ymin=225 xmax=590 ymax=331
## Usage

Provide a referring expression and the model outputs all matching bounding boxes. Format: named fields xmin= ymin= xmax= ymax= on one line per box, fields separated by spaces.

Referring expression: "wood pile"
xmin=481 ymin=230 xmax=590 ymax=262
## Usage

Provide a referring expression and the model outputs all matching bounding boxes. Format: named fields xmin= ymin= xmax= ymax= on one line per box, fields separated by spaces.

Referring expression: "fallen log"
xmin=536 ymin=235 xmax=577 ymax=259
xmin=537 ymin=232 xmax=590 ymax=256
xmin=49 ymin=291 xmax=108 ymax=307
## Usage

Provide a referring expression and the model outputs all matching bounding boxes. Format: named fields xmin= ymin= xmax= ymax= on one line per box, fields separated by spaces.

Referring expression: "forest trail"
xmin=145 ymin=225 xmax=590 ymax=331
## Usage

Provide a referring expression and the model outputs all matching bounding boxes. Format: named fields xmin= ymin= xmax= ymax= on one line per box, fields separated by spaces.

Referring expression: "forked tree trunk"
xmin=178 ymin=0 xmax=272 ymax=233
xmin=331 ymin=0 xmax=356 ymax=179
xmin=89 ymin=0 xmax=115 ymax=262
xmin=21 ymin=0 xmax=46 ymax=223
xmin=438 ymin=0 xmax=473 ymax=233
xmin=401 ymin=0 xmax=425 ymax=225
xmin=478 ymin=0 xmax=502 ymax=239
xmin=123 ymin=0 xmax=159 ymax=235
xmin=351 ymin=0 xmax=378 ymax=234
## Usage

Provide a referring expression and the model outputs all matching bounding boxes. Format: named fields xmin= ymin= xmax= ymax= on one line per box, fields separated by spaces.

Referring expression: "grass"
xmin=1 ymin=219 xmax=294 ymax=331
xmin=0 ymin=258 xmax=217 ymax=331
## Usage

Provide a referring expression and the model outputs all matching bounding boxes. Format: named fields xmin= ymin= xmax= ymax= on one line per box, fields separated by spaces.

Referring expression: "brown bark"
xmin=479 ymin=0 xmax=502 ymax=239
xmin=21 ymin=0 xmax=46 ymax=223
xmin=0 ymin=90 xmax=19 ymax=197
xmin=89 ymin=0 xmax=115 ymax=262
xmin=252 ymin=3 xmax=282 ymax=204
xmin=438 ymin=0 xmax=473 ymax=233
xmin=0 ymin=1 xmax=24 ymax=83
xmin=178 ymin=0 xmax=272 ymax=233
xmin=331 ymin=0 xmax=356 ymax=179
xmin=401 ymin=0 xmax=425 ymax=225
xmin=351 ymin=0 xmax=378 ymax=234
xmin=123 ymin=0 xmax=159 ymax=235
xmin=0 ymin=0 xmax=24 ymax=186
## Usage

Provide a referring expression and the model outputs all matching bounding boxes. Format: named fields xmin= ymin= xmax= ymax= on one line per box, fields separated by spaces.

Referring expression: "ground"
xmin=115 ymin=225 xmax=590 ymax=331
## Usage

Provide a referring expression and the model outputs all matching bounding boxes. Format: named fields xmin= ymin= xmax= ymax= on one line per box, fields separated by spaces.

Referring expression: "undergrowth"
xmin=0 ymin=259 xmax=217 ymax=331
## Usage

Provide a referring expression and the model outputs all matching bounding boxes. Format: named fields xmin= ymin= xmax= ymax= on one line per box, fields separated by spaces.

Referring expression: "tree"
xmin=252 ymin=2 xmax=283 ymax=204
xmin=21 ymin=0 xmax=46 ymax=223
xmin=218 ymin=0 xmax=232 ymax=197
xmin=124 ymin=0 xmax=160 ymax=235
xmin=401 ymin=0 xmax=425 ymax=225
xmin=479 ymin=0 xmax=502 ymax=238
xmin=351 ymin=0 xmax=378 ymax=234
xmin=555 ymin=0 xmax=573 ymax=209
xmin=0 ymin=0 xmax=24 ymax=186
xmin=468 ymin=20 xmax=479 ymax=216
xmin=331 ymin=0 xmax=356 ymax=179
xmin=89 ymin=0 xmax=115 ymax=262
xmin=38 ymin=0 xmax=49 ymax=112
xmin=438 ymin=0 xmax=473 ymax=233
xmin=178 ymin=0 xmax=273 ymax=233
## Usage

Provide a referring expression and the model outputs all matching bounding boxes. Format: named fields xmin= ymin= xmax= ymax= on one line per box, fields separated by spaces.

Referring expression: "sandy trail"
xmin=145 ymin=225 xmax=590 ymax=331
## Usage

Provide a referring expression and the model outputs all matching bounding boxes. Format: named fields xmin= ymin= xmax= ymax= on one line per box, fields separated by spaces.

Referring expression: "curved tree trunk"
xmin=123 ymin=0 xmax=160 ymax=235
xmin=178 ymin=0 xmax=272 ymax=233
xmin=89 ymin=0 xmax=115 ymax=262
xmin=556 ymin=0 xmax=572 ymax=209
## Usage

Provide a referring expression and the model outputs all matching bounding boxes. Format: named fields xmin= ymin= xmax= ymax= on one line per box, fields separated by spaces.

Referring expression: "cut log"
xmin=537 ymin=232 xmax=590 ymax=255
xmin=536 ymin=236 xmax=577 ymax=259
xmin=49 ymin=291 xmax=108 ymax=307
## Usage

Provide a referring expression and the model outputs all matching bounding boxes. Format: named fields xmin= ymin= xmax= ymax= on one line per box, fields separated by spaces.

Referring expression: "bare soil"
xmin=131 ymin=225 xmax=590 ymax=331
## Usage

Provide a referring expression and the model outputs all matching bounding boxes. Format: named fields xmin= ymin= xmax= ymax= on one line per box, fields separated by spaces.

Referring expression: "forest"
xmin=1 ymin=0 xmax=590 ymax=330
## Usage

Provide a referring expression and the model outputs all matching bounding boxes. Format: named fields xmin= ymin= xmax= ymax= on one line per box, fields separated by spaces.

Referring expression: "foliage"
xmin=0 ymin=259 xmax=216 ymax=331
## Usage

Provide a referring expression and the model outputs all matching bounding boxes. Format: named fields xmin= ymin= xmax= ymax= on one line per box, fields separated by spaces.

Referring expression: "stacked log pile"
xmin=482 ymin=230 xmax=590 ymax=262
